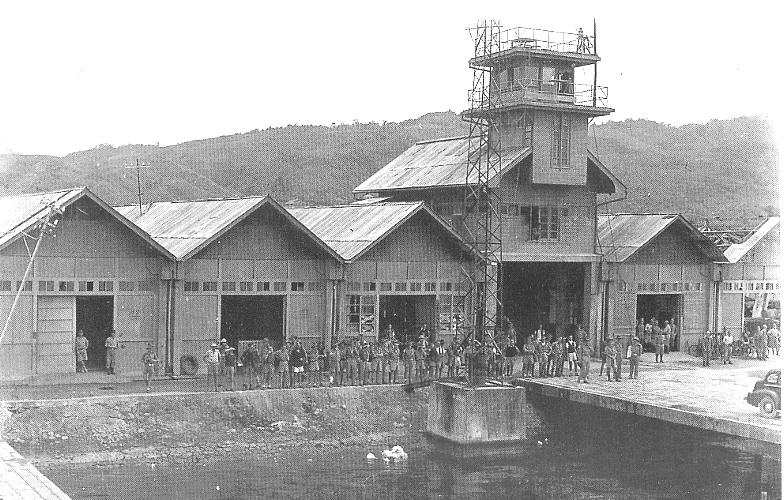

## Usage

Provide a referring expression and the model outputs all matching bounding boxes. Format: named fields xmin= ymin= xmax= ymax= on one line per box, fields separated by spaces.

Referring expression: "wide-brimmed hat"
xmin=220 ymin=338 xmax=227 ymax=343
xmin=211 ymin=343 xmax=218 ymax=347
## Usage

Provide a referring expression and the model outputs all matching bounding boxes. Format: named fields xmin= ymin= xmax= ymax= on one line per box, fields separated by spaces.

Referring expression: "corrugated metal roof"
xmin=724 ymin=217 xmax=780 ymax=264
xmin=288 ymin=202 xmax=476 ymax=262
xmin=353 ymin=136 xmax=531 ymax=193
xmin=116 ymin=197 xmax=341 ymax=261
xmin=597 ymin=213 xmax=726 ymax=263
xmin=0 ymin=187 xmax=174 ymax=259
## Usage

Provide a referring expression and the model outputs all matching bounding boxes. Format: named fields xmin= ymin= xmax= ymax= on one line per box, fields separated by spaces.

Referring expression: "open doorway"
xmin=503 ymin=262 xmax=585 ymax=344
xmin=76 ymin=296 xmax=114 ymax=371
xmin=379 ymin=295 xmax=436 ymax=343
xmin=636 ymin=294 xmax=682 ymax=351
xmin=220 ymin=296 xmax=285 ymax=348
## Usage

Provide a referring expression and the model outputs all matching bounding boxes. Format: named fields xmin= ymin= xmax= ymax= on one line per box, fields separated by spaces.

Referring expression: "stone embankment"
xmin=0 ymin=386 xmax=429 ymax=467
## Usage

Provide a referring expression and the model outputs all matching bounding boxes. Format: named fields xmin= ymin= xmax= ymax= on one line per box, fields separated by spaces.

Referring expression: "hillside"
xmin=0 ymin=113 xmax=777 ymax=228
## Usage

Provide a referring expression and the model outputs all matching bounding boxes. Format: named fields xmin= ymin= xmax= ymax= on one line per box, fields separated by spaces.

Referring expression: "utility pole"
xmin=125 ymin=159 xmax=151 ymax=215
xmin=0 ymin=202 xmax=62 ymax=346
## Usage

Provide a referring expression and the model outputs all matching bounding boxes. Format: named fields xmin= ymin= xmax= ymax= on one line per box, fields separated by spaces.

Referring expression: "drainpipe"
xmin=165 ymin=264 xmax=177 ymax=375
xmin=595 ymin=189 xmax=627 ymax=351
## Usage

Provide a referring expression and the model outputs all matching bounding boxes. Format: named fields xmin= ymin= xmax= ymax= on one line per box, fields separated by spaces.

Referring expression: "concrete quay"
xmin=0 ymin=442 xmax=71 ymax=500
xmin=515 ymin=355 xmax=781 ymax=445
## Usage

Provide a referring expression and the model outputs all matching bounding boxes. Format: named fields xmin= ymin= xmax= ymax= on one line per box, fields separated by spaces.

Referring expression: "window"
xmin=203 ymin=281 xmax=218 ymax=292
xmin=58 ymin=281 xmax=75 ymax=292
xmin=409 ymin=282 xmax=422 ymax=292
xmin=78 ymin=281 xmax=94 ymax=292
xmin=17 ymin=281 xmax=32 ymax=291
xmin=438 ymin=295 xmax=457 ymax=334
xmin=637 ymin=283 xmax=646 ymax=292
xmin=523 ymin=64 xmax=538 ymax=88
xmin=0 ymin=281 xmax=11 ymax=291
xmin=684 ymin=283 xmax=691 ymax=291
xmin=346 ymin=295 xmax=375 ymax=336
xmin=380 ymin=282 xmax=392 ymax=292
xmin=506 ymin=64 xmax=515 ymax=89
xmin=99 ymin=281 xmax=113 ymax=292
xmin=138 ymin=281 xmax=155 ymax=292
xmin=362 ymin=282 xmax=376 ymax=292
xmin=291 ymin=282 xmax=305 ymax=292
xmin=273 ymin=282 xmax=286 ymax=292
xmin=395 ymin=282 xmax=407 ymax=292
xmin=501 ymin=203 xmax=520 ymax=217
xmin=39 ymin=280 xmax=54 ymax=292
xmin=239 ymin=281 xmax=253 ymax=292
xmin=307 ymin=281 xmax=324 ymax=292
xmin=120 ymin=281 xmax=136 ymax=292
xmin=551 ymin=114 xmax=571 ymax=169
xmin=526 ymin=206 xmax=560 ymax=241
xmin=256 ymin=282 xmax=270 ymax=292
xmin=348 ymin=282 xmax=361 ymax=293
xmin=516 ymin=113 xmax=534 ymax=149
xmin=222 ymin=282 xmax=236 ymax=292
xmin=660 ymin=283 xmax=667 ymax=292
xmin=424 ymin=282 xmax=437 ymax=292
xmin=439 ymin=282 xmax=453 ymax=292
xmin=694 ymin=282 xmax=702 ymax=292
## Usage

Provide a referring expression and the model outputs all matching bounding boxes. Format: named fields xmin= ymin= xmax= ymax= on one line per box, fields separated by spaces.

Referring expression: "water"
xmin=42 ymin=410 xmax=780 ymax=500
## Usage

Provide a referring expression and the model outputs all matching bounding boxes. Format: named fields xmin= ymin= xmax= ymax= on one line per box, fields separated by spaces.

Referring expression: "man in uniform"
xmin=577 ymin=340 xmax=592 ymax=383
xmin=504 ymin=339 xmax=519 ymax=377
xmin=327 ymin=341 xmax=341 ymax=386
xmin=552 ymin=337 xmax=565 ymax=377
xmin=434 ymin=340 xmax=447 ymax=379
xmin=654 ymin=327 xmax=665 ymax=363
xmin=141 ymin=343 xmax=158 ymax=392
xmin=403 ymin=342 xmax=415 ymax=383
xmin=521 ymin=338 xmax=535 ymax=377
xmin=662 ymin=320 xmax=672 ymax=354
xmin=224 ymin=346 xmax=237 ymax=391
xmin=699 ymin=330 xmax=713 ymax=367
xmin=259 ymin=338 xmax=274 ymax=388
xmin=75 ymin=329 xmax=89 ymax=373
xmin=538 ymin=338 xmax=551 ymax=378
xmin=604 ymin=338 xmax=618 ymax=382
xmin=613 ymin=337 xmax=624 ymax=381
xmin=358 ymin=341 xmax=371 ymax=385
xmin=370 ymin=341 xmax=383 ymax=384
xmin=387 ymin=339 xmax=400 ymax=384
xmin=104 ymin=329 xmax=119 ymax=375
xmin=240 ymin=343 xmax=261 ymax=389
xmin=275 ymin=341 xmax=291 ymax=388
xmin=204 ymin=343 xmax=221 ymax=392
xmin=414 ymin=342 xmax=426 ymax=383
xmin=566 ymin=335 xmax=577 ymax=375
xmin=628 ymin=337 xmax=642 ymax=379
xmin=345 ymin=339 xmax=359 ymax=385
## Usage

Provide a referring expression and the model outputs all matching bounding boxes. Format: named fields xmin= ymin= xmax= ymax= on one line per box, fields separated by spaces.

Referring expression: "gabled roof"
xmin=0 ymin=187 xmax=175 ymax=259
xmin=353 ymin=136 xmax=531 ymax=193
xmin=597 ymin=213 xmax=727 ymax=263
xmin=288 ymin=201 xmax=476 ymax=262
xmin=115 ymin=196 xmax=342 ymax=262
xmin=723 ymin=217 xmax=780 ymax=264
xmin=588 ymin=150 xmax=626 ymax=196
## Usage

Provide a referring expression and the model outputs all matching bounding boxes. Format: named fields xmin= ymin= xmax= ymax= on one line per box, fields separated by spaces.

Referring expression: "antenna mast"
xmin=125 ymin=159 xmax=151 ymax=215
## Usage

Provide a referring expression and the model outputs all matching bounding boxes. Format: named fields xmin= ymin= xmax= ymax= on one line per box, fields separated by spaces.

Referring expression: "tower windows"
xmin=551 ymin=114 xmax=571 ymax=169
xmin=516 ymin=113 xmax=534 ymax=149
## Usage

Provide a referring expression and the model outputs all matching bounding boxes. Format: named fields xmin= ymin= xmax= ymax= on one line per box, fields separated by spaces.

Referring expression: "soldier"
xmin=104 ymin=329 xmax=119 ymax=375
xmin=224 ymin=346 xmax=237 ymax=391
xmin=613 ymin=337 xmax=624 ymax=381
xmin=204 ymin=343 xmax=221 ymax=392
xmin=434 ymin=340 xmax=447 ymax=379
xmin=577 ymin=340 xmax=593 ymax=383
xmin=358 ymin=341 xmax=371 ymax=385
xmin=654 ymin=327 xmax=665 ymax=363
xmin=635 ymin=318 xmax=645 ymax=346
xmin=628 ymin=337 xmax=643 ymax=379
xmin=699 ymin=330 xmax=712 ymax=367
xmin=259 ymin=339 xmax=274 ymax=389
xmin=552 ymin=337 xmax=565 ymax=377
xmin=370 ymin=341 xmax=383 ymax=384
xmin=141 ymin=343 xmax=158 ymax=392
xmin=504 ymin=339 xmax=519 ymax=377
xmin=307 ymin=343 xmax=321 ymax=387
xmin=521 ymin=338 xmax=535 ymax=377
xmin=403 ymin=342 xmax=416 ymax=383
xmin=275 ymin=341 xmax=291 ymax=388
xmin=538 ymin=338 xmax=551 ymax=377
xmin=75 ymin=330 xmax=89 ymax=373
xmin=327 ymin=341 xmax=341 ymax=386
xmin=662 ymin=320 xmax=672 ymax=354
xmin=769 ymin=324 xmax=781 ymax=356
xmin=347 ymin=339 xmax=360 ymax=385
xmin=240 ymin=343 xmax=261 ymax=390
xmin=754 ymin=326 xmax=768 ymax=361
xmin=414 ymin=343 xmax=426 ymax=382
xmin=643 ymin=318 xmax=653 ymax=347
xmin=604 ymin=338 xmax=618 ymax=381
xmin=387 ymin=339 xmax=400 ymax=384
xmin=218 ymin=338 xmax=228 ymax=389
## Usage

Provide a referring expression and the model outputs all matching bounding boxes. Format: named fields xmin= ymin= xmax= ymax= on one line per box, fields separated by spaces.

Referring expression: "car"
xmin=746 ymin=369 xmax=781 ymax=417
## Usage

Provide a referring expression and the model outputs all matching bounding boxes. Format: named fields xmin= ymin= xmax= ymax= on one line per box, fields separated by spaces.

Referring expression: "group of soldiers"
xmin=517 ymin=334 xmax=581 ymax=378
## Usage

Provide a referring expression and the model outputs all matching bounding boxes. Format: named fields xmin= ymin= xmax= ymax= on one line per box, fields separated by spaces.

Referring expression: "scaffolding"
xmin=463 ymin=20 xmax=504 ymax=346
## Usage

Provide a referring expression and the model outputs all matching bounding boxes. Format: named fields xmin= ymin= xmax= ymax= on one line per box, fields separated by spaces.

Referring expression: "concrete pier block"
xmin=426 ymin=381 xmax=544 ymax=444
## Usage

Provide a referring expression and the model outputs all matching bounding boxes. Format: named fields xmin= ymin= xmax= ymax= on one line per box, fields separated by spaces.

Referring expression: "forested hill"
xmin=0 ymin=113 xmax=777 ymax=228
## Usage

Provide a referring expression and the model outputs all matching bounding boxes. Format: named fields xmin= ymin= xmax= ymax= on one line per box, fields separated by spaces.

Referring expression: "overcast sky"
xmin=0 ymin=1 xmax=781 ymax=156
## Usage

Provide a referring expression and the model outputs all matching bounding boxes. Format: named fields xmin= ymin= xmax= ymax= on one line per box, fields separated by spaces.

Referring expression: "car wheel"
xmin=759 ymin=394 xmax=778 ymax=417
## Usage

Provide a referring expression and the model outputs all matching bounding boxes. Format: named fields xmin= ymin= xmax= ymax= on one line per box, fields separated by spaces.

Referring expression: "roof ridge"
xmin=0 ymin=186 xmax=84 ymax=200
xmin=116 ymin=194 xmax=270 ymax=208
xmin=415 ymin=135 xmax=469 ymax=145
xmin=291 ymin=201 xmax=423 ymax=210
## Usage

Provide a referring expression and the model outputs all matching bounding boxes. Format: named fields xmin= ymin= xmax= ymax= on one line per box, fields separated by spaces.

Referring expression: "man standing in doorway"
xmin=75 ymin=330 xmax=89 ymax=373
xmin=204 ymin=343 xmax=221 ymax=392
xmin=654 ymin=328 xmax=665 ymax=363
xmin=700 ymin=330 xmax=712 ymax=367
xmin=577 ymin=339 xmax=592 ymax=383
xmin=241 ymin=343 xmax=261 ymax=389
xmin=662 ymin=320 xmax=672 ymax=355
xmin=104 ymin=329 xmax=119 ymax=375
xmin=604 ymin=338 xmax=618 ymax=382
xmin=566 ymin=335 xmax=577 ymax=375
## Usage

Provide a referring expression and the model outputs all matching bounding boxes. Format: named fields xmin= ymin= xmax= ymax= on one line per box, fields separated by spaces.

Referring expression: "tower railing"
xmin=470 ymin=78 xmax=609 ymax=108
xmin=499 ymin=26 xmax=594 ymax=55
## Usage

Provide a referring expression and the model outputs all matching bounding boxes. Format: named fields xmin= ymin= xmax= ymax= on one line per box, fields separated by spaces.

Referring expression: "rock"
xmin=366 ymin=452 xmax=377 ymax=460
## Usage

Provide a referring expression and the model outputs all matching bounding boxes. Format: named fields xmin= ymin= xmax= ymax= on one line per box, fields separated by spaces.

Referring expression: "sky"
xmin=0 ymin=0 xmax=782 ymax=156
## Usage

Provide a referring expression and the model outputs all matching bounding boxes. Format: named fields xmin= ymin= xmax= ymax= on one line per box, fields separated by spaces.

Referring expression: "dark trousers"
xmin=655 ymin=346 xmax=664 ymax=363
xmin=629 ymin=357 xmax=639 ymax=378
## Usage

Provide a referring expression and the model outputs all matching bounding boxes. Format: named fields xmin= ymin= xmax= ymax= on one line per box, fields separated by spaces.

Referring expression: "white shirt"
xmin=723 ymin=334 xmax=733 ymax=346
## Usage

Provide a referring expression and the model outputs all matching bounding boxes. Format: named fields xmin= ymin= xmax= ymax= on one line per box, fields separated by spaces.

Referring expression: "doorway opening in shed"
xmin=635 ymin=294 xmax=682 ymax=351
xmin=379 ymin=295 xmax=437 ymax=344
xmin=75 ymin=296 xmax=114 ymax=371
xmin=502 ymin=262 xmax=585 ymax=344
xmin=220 ymin=296 xmax=285 ymax=349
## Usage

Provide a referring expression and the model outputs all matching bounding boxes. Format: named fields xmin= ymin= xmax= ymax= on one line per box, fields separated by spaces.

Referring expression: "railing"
xmin=497 ymin=26 xmax=595 ymax=55
xmin=469 ymin=78 xmax=609 ymax=109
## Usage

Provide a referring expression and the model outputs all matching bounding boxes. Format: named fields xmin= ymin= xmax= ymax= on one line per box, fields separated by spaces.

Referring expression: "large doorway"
xmin=75 ymin=296 xmax=114 ymax=371
xmin=379 ymin=295 xmax=436 ymax=343
xmin=503 ymin=262 xmax=585 ymax=343
xmin=220 ymin=296 xmax=284 ymax=348
xmin=636 ymin=293 xmax=682 ymax=350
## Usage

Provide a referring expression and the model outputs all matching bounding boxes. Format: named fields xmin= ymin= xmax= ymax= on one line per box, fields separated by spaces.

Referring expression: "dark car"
xmin=746 ymin=369 xmax=781 ymax=417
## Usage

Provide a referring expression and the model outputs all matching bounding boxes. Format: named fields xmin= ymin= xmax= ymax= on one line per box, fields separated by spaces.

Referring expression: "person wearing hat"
xmin=402 ymin=341 xmax=415 ymax=384
xmin=240 ymin=343 xmax=261 ymax=390
xmin=75 ymin=329 xmax=89 ymax=373
xmin=141 ymin=343 xmax=158 ymax=392
xmin=577 ymin=339 xmax=592 ymax=383
xmin=327 ymin=341 xmax=342 ymax=386
xmin=204 ymin=343 xmax=221 ymax=392
xmin=604 ymin=338 xmax=618 ymax=382
xmin=628 ymin=337 xmax=643 ymax=379
xmin=274 ymin=341 xmax=292 ymax=388
xmin=258 ymin=338 xmax=274 ymax=389
xmin=104 ymin=329 xmax=119 ymax=375
xmin=218 ymin=338 xmax=229 ymax=389
xmin=357 ymin=340 xmax=371 ymax=385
